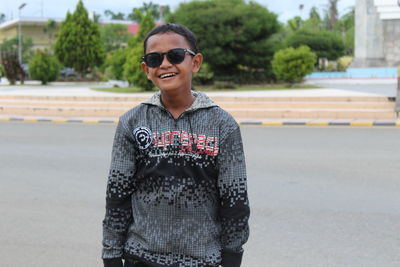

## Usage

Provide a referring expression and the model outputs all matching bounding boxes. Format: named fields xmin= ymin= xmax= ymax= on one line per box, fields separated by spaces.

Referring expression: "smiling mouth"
xmin=159 ymin=73 xmax=178 ymax=79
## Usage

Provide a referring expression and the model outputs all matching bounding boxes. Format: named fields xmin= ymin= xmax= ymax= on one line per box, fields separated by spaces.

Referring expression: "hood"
xmin=142 ymin=91 xmax=218 ymax=112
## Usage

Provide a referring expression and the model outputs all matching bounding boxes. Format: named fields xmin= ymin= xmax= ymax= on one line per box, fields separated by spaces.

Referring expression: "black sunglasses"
xmin=142 ymin=48 xmax=196 ymax=68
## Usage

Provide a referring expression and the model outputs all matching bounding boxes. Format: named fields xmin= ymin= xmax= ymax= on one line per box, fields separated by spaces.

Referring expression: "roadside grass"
xmin=91 ymin=83 xmax=321 ymax=93
xmin=92 ymin=86 xmax=155 ymax=93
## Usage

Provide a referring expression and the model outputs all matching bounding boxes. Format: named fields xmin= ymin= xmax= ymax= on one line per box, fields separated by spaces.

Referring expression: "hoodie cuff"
xmin=221 ymin=250 xmax=243 ymax=267
xmin=103 ymin=258 xmax=123 ymax=267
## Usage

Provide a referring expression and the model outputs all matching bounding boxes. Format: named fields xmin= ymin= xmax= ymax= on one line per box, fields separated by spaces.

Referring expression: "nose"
xmin=160 ymin=53 xmax=172 ymax=67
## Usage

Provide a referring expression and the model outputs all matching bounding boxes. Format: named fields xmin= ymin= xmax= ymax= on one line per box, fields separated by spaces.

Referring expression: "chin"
xmin=156 ymin=81 xmax=191 ymax=93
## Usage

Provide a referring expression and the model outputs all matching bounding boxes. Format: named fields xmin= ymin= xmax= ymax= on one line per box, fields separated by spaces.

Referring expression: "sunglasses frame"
xmin=142 ymin=48 xmax=196 ymax=68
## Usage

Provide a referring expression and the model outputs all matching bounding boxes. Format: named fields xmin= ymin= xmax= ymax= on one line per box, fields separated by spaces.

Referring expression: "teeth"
xmin=160 ymin=73 xmax=177 ymax=79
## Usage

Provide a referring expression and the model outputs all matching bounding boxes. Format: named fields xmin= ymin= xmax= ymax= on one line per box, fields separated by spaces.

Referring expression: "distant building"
xmin=0 ymin=17 xmax=138 ymax=51
xmin=351 ymin=0 xmax=400 ymax=67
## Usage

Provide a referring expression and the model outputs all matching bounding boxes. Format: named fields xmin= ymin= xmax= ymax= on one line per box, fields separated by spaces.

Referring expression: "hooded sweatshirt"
xmin=102 ymin=91 xmax=250 ymax=267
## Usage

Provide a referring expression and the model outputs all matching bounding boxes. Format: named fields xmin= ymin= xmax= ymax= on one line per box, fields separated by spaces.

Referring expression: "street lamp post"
xmin=396 ymin=74 xmax=400 ymax=118
xmin=18 ymin=3 xmax=27 ymax=64
xmin=396 ymin=2 xmax=400 ymax=118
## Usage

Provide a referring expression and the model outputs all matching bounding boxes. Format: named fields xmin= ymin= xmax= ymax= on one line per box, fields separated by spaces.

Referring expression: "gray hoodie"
xmin=102 ymin=91 xmax=249 ymax=267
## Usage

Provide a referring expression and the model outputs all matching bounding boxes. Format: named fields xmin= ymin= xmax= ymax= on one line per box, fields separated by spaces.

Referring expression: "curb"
xmin=1 ymin=117 xmax=400 ymax=127
xmin=251 ymin=121 xmax=400 ymax=127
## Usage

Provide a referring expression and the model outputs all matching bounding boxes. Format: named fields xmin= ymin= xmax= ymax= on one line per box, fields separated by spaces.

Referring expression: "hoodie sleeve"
xmin=217 ymin=125 xmax=250 ymax=267
xmin=102 ymin=120 xmax=137 ymax=262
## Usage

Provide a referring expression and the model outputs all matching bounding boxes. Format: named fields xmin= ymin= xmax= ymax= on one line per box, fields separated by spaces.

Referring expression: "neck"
xmin=160 ymin=89 xmax=194 ymax=119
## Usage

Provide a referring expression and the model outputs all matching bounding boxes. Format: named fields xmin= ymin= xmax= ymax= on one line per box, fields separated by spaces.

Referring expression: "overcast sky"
xmin=0 ymin=0 xmax=355 ymax=23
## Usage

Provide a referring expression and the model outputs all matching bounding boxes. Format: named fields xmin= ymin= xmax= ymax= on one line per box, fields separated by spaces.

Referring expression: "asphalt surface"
xmin=1 ymin=123 xmax=400 ymax=266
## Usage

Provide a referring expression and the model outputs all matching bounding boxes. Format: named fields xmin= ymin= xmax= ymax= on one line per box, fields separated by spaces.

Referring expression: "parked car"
xmin=60 ymin=67 xmax=78 ymax=78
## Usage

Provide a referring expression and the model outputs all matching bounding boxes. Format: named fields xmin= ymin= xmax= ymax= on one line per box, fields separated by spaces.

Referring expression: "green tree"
xmin=104 ymin=10 xmax=125 ymax=20
xmin=272 ymin=45 xmax=316 ymax=83
xmin=288 ymin=16 xmax=303 ymax=32
xmin=123 ymin=10 xmax=155 ymax=90
xmin=100 ymin=24 xmax=130 ymax=52
xmin=193 ymin=62 xmax=214 ymax=85
xmin=54 ymin=0 xmax=105 ymax=76
xmin=29 ymin=50 xmax=61 ymax=84
xmin=128 ymin=2 xmax=168 ymax=22
xmin=310 ymin=7 xmax=321 ymax=21
xmin=285 ymin=2 xmax=354 ymax=57
xmin=302 ymin=7 xmax=323 ymax=32
xmin=93 ymin=12 xmax=102 ymax=23
xmin=336 ymin=7 xmax=355 ymax=55
xmin=43 ymin=19 xmax=57 ymax=51
xmin=0 ymin=37 xmax=34 ymax=63
xmin=105 ymin=48 xmax=127 ymax=80
xmin=168 ymin=0 xmax=279 ymax=79
xmin=286 ymin=29 xmax=345 ymax=60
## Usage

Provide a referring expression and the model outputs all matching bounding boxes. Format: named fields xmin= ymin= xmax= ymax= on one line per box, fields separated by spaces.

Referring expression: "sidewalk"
xmin=0 ymin=82 xmax=393 ymax=97
xmin=0 ymin=82 xmax=399 ymax=126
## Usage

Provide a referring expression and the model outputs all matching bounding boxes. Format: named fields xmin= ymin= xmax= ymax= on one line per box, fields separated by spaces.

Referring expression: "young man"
xmin=102 ymin=23 xmax=250 ymax=267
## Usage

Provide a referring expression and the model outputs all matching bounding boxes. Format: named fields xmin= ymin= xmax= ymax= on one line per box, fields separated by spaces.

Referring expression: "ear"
xmin=141 ymin=62 xmax=151 ymax=80
xmin=191 ymin=53 xmax=203 ymax=74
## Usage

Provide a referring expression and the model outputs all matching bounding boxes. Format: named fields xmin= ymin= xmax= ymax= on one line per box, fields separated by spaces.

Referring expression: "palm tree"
xmin=327 ymin=0 xmax=339 ymax=30
xmin=104 ymin=10 xmax=125 ymax=20
xmin=128 ymin=2 xmax=164 ymax=22
xmin=43 ymin=19 xmax=57 ymax=52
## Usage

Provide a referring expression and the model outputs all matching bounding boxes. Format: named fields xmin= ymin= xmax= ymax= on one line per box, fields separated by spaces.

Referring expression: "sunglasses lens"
xmin=145 ymin=53 xmax=163 ymax=68
xmin=167 ymin=49 xmax=186 ymax=65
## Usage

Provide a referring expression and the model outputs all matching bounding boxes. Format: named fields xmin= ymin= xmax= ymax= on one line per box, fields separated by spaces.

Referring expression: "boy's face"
xmin=141 ymin=33 xmax=203 ymax=93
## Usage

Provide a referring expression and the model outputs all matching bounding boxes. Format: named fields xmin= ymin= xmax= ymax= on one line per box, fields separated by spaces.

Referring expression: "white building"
xmin=351 ymin=0 xmax=400 ymax=67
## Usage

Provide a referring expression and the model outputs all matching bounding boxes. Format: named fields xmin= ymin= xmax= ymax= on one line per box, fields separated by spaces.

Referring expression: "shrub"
xmin=324 ymin=61 xmax=338 ymax=72
xmin=286 ymin=30 xmax=345 ymax=60
xmin=29 ymin=50 xmax=61 ymax=84
xmin=337 ymin=56 xmax=353 ymax=71
xmin=0 ymin=51 xmax=26 ymax=85
xmin=272 ymin=45 xmax=316 ymax=83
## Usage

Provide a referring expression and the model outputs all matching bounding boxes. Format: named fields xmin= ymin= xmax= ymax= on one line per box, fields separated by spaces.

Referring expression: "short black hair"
xmin=143 ymin=23 xmax=199 ymax=54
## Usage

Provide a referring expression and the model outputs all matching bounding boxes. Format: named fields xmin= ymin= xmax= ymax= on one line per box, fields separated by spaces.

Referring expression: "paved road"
xmin=1 ymin=123 xmax=400 ymax=267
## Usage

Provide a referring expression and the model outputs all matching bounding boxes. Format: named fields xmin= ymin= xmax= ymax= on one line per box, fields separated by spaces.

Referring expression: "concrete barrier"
xmin=306 ymin=67 xmax=398 ymax=79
